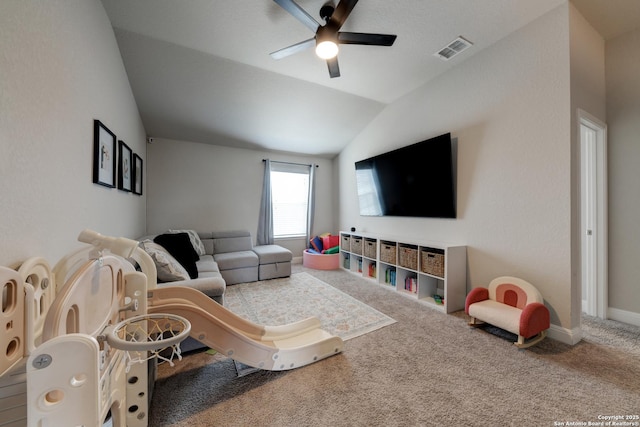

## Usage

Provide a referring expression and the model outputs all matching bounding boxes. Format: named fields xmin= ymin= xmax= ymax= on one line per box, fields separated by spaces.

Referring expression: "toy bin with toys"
xmin=303 ymin=233 xmax=340 ymax=270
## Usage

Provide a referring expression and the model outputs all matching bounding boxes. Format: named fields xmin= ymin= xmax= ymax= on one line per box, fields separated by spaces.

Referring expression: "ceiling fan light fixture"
xmin=271 ymin=0 xmax=396 ymax=76
xmin=315 ymin=40 xmax=339 ymax=59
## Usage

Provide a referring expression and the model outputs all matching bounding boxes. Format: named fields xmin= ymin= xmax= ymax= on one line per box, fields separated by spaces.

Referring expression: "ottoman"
xmin=252 ymin=245 xmax=293 ymax=280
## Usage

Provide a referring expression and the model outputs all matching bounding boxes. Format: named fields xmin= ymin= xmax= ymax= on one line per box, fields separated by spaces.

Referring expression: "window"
xmin=270 ymin=163 xmax=311 ymax=238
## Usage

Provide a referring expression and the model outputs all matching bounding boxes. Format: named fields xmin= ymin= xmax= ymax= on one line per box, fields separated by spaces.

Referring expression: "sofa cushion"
xmin=157 ymin=273 xmax=225 ymax=302
xmin=154 ymin=233 xmax=199 ymax=279
xmin=198 ymin=232 xmax=214 ymax=255
xmin=252 ymin=245 xmax=292 ymax=264
xmin=211 ymin=230 xmax=251 ymax=239
xmin=220 ymin=266 xmax=259 ymax=286
xmin=467 ymin=299 xmax=521 ymax=336
xmin=213 ymin=250 xmax=258 ymax=270
xmin=140 ymin=241 xmax=190 ymax=282
xmin=212 ymin=230 xmax=253 ymax=254
xmin=196 ymin=255 xmax=219 ymax=273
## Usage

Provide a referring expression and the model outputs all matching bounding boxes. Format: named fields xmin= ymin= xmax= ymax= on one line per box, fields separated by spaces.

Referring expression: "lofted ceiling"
xmin=101 ymin=0 xmax=639 ymax=158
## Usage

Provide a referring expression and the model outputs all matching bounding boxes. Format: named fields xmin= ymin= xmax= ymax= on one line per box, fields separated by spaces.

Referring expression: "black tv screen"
xmin=355 ymin=133 xmax=456 ymax=218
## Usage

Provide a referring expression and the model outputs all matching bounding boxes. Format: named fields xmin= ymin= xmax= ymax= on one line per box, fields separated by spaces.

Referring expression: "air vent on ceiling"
xmin=434 ymin=36 xmax=473 ymax=61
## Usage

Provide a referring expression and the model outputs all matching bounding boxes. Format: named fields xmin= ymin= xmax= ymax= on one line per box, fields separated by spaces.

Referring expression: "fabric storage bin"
xmin=380 ymin=241 xmax=397 ymax=264
xmin=420 ymin=247 xmax=445 ymax=278
xmin=341 ymin=235 xmax=351 ymax=251
xmin=398 ymin=244 xmax=418 ymax=270
xmin=364 ymin=238 xmax=377 ymax=259
xmin=351 ymin=236 xmax=363 ymax=255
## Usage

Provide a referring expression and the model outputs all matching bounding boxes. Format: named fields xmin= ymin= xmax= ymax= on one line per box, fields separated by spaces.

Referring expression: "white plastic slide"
xmin=147 ymin=286 xmax=344 ymax=371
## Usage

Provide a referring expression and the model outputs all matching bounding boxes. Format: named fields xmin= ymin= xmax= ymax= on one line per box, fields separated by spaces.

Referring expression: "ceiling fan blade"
xmin=338 ymin=32 xmax=397 ymax=46
xmin=273 ymin=0 xmax=320 ymax=33
xmin=270 ymin=38 xmax=316 ymax=60
xmin=330 ymin=0 xmax=358 ymax=29
xmin=327 ymin=57 xmax=340 ymax=78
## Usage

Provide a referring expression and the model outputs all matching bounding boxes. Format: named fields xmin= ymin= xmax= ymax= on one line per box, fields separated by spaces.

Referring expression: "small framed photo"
xmin=133 ymin=153 xmax=143 ymax=195
xmin=93 ymin=120 xmax=116 ymax=187
xmin=118 ymin=140 xmax=133 ymax=192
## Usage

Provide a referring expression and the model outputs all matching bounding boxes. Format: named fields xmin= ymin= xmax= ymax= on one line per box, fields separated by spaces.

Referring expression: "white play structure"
xmin=1 ymin=230 xmax=343 ymax=426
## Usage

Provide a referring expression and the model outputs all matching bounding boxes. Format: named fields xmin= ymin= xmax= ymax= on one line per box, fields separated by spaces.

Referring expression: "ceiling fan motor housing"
xmin=319 ymin=3 xmax=335 ymax=22
xmin=271 ymin=0 xmax=397 ymax=78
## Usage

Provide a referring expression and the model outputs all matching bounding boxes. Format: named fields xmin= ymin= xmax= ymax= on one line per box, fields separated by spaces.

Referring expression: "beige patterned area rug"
xmin=223 ymin=272 xmax=396 ymax=341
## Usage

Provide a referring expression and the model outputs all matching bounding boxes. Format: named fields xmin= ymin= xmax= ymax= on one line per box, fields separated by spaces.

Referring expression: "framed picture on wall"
xmin=118 ymin=140 xmax=133 ymax=192
xmin=133 ymin=153 xmax=143 ymax=195
xmin=93 ymin=120 xmax=116 ymax=187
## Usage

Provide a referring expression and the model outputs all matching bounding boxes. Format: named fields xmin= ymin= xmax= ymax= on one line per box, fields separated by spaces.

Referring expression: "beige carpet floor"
xmin=149 ymin=265 xmax=640 ymax=427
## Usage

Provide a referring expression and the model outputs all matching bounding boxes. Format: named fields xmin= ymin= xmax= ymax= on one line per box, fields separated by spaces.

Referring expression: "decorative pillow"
xmin=140 ymin=241 xmax=190 ymax=282
xmin=310 ymin=236 xmax=323 ymax=252
xmin=154 ymin=233 xmax=199 ymax=279
xmin=167 ymin=229 xmax=206 ymax=256
xmin=322 ymin=234 xmax=340 ymax=251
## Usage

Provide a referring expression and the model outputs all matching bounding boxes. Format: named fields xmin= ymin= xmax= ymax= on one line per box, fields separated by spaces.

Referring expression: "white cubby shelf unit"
xmin=339 ymin=231 xmax=467 ymax=314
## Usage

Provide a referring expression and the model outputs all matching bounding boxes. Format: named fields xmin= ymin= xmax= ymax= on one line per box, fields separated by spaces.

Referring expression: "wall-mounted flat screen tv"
xmin=355 ymin=132 xmax=456 ymax=218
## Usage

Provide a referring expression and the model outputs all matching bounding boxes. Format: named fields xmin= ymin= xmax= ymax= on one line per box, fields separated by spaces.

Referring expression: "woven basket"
xmin=364 ymin=239 xmax=377 ymax=259
xmin=351 ymin=236 xmax=363 ymax=255
xmin=341 ymin=235 xmax=351 ymax=251
xmin=380 ymin=241 xmax=397 ymax=264
xmin=398 ymin=244 xmax=418 ymax=270
xmin=420 ymin=248 xmax=445 ymax=278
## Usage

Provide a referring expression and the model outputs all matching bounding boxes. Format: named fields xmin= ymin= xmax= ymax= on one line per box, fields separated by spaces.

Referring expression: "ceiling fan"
xmin=270 ymin=0 xmax=397 ymax=78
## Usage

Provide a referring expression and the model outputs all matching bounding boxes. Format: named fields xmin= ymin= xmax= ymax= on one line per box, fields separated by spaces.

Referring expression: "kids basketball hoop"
xmin=105 ymin=313 xmax=191 ymax=370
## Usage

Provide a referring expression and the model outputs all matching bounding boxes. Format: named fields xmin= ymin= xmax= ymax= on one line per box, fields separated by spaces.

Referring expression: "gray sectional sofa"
xmin=141 ymin=229 xmax=293 ymax=305
xmin=141 ymin=229 xmax=292 ymax=353
xmin=201 ymin=230 xmax=293 ymax=286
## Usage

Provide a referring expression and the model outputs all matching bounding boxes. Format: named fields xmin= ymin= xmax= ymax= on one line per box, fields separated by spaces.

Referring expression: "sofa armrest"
xmin=465 ymin=287 xmax=489 ymax=314
xmin=519 ymin=302 xmax=550 ymax=338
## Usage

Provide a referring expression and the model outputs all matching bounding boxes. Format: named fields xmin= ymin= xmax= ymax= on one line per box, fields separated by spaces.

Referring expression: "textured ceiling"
xmin=101 ymin=0 xmax=638 ymax=157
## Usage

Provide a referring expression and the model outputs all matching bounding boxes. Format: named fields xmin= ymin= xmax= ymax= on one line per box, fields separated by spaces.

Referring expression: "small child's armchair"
xmin=465 ymin=276 xmax=550 ymax=348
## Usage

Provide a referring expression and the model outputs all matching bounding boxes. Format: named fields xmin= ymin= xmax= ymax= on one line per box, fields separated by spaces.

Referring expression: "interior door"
xmin=579 ymin=109 xmax=608 ymax=319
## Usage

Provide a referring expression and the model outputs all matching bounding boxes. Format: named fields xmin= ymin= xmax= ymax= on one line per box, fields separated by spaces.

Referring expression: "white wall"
xmin=569 ymin=3 xmax=607 ymax=328
xmin=146 ymin=138 xmax=336 ymax=256
xmin=339 ymin=6 xmax=575 ymax=332
xmin=606 ymin=27 xmax=640 ymax=319
xmin=0 ymin=0 xmax=146 ymax=267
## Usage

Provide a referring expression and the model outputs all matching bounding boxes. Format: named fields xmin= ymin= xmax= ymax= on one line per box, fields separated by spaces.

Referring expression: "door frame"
xmin=578 ymin=109 xmax=608 ymax=319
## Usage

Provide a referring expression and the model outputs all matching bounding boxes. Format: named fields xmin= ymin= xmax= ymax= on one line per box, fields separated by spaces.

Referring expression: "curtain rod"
xmin=262 ymin=159 xmax=319 ymax=167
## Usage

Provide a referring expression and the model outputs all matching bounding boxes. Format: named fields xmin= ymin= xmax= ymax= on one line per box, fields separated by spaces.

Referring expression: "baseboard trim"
xmin=607 ymin=307 xmax=640 ymax=327
xmin=548 ymin=323 xmax=582 ymax=345
xmin=546 ymin=308 xmax=640 ymax=345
